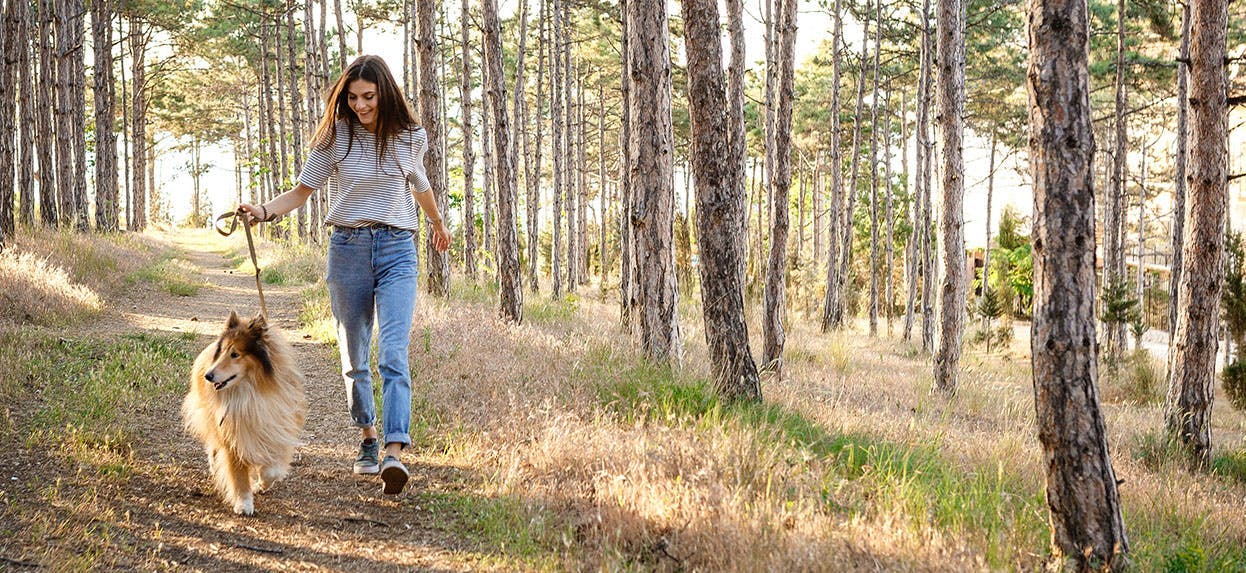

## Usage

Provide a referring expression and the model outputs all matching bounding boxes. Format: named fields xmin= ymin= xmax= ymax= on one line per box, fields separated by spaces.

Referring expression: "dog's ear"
xmin=248 ymin=313 xmax=268 ymax=334
xmin=226 ymin=310 xmax=242 ymax=329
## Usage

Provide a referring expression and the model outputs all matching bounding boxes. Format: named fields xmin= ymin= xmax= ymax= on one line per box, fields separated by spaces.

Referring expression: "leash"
xmin=214 ymin=209 xmax=268 ymax=318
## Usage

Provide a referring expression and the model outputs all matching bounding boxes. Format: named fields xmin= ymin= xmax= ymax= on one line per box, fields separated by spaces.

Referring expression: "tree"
xmin=527 ymin=0 xmax=546 ymax=294
xmin=459 ymin=0 xmax=477 ymax=281
xmin=628 ymin=0 xmax=679 ymax=363
xmin=933 ymin=0 xmax=967 ymax=394
xmin=483 ymin=0 xmax=522 ymax=323
xmin=1 ymin=0 xmax=17 ymax=246
xmin=1103 ymin=0 xmax=1130 ymax=360
xmin=1168 ymin=3 xmax=1190 ymax=353
xmin=867 ymin=0 xmax=881 ymax=338
xmin=1027 ymin=0 xmax=1130 ymax=561
xmin=16 ymin=0 xmax=33 ymax=227
xmin=818 ymin=0 xmax=843 ymax=334
xmin=418 ymin=0 xmax=449 ymax=296
xmin=1164 ymin=0 xmax=1228 ymax=468
xmin=683 ymin=0 xmax=761 ymax=401
xmin=93 ymin=0 xmax=119 ymax=232
xmin=37 ymin=0 xmax=56 ymax=226
xmin=551 ymin=0 xmax=564 ymax=298
xmin=618 ymin=0 xmax=633 ymax=324
xmin=128 ymin=15 xmax=148 ymax=231
xmin=762 ymin=0 xmax=796 ymax=373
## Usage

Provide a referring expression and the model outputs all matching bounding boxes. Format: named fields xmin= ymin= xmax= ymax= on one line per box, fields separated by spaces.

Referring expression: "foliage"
xmin=985 ymin=207 xmax=1034 ymax=317
xmin=1100 ymin=279 xmax=1140 ymax=346
xmin=1222 ymin=232 xmax=1246 ymax=360
xmin=1222 ymin=361 xmax=1246 ymax=413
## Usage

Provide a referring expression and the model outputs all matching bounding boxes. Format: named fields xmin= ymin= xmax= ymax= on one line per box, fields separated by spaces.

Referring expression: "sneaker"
xmin=353 ymin=438 xmax=380 ymax=475
xmin=380 ymin=455 xmax=409 ymax=495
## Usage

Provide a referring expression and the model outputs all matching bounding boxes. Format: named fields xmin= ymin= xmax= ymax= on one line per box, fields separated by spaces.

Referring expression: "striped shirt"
xmin=298 ymin=121 xmax=431 ymax=230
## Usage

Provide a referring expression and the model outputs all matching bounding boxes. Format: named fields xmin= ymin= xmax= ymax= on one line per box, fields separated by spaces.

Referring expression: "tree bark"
xmin=17 ymin=0 xmax=34 ymax=227
xmin=528 ymin=0 xmax=546 ymax=294
xmin=903 ymin=89 xmax=918 ymax=341
xmin=982 ymin=133 xmax=997 ymax=320
xmin=91 ymin=0 xmax=117 ymax=232
xmin=919 ymin=0 xmax=936 ymax=354
xmin=418 ymin=0 xmax=449 ymax=296
xmin=683 ymin=0 xmax=761 ymax=401
xmin=1168 ymin=3 xmax=1190 ymax=353
xmin=54 ymin=0 xmax=75 ymax=227
xmin=334 ymin=0 xmax=347 ymax=69
xmin=284 ymin=3 xmax=304 ymax=239
xmin=628 ymin=0 xmax=680 ymax=363
xmin=482 ymin=0 xmax=522 ymax=322
xmin=482 ymin=65 xmax=496 ymax=272
xmin=551 ymin=0 xmax=564 ymax=298
xmin=619 ymin=0 xmax=634 ymax=324
xmin=727 ymin=0 xmax=747 ymax=291
xmin=867 ymin=0 xmax=882 ymax=337
xmin=1104 ymin=0 xmax=1129 ymax=359
xmin=460 ymin=0 xmax=477 ymax=281
xmin=1027 ymin=0 xmax=1130 ymax=562
xmin=933 ymin=0 xmax=966 ymax=394
xmin=128 ymin=17 xmax=146 ymax=231
xmin=565 ymin=44 xmax=578 ymax=292
xmin=1164 ymin=0 xmax=1228 ymax=468
xmin=819 ymin=0 xmax=844 ymax=333
xmin=70 ymin=0 xmax=87 ymax=230
xmin=762 ymin=0 xmax=796 ymax=372
xmin=0 ymin=0 xmax=18 ymax=243
xmin=883 ymin=92 xmax=895 ymax=334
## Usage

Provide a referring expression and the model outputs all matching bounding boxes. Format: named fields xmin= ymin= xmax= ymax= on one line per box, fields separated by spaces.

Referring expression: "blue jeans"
xmin=326 ymin=225 xmax=417 ymax=447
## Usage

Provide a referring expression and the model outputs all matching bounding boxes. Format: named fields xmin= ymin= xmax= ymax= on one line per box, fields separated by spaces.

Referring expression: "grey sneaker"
xmin=380 ymin=455 xmax=409 ymax=495
xmin=353 ymin=438 xmax=380 ymax=475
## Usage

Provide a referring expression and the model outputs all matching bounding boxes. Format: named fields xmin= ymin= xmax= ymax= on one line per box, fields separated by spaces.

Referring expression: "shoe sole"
xmin=354 ymin=464 xmax=379 ymax=475
xmin=380 ymin=465 xmax=409 ymax=494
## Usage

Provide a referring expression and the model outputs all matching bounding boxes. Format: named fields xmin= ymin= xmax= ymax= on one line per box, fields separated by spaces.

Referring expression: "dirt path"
xmin=20 ymin=231 xmax=488 ymax=572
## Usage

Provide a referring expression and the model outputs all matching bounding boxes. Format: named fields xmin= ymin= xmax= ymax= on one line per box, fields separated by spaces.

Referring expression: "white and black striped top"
xmin=297 ymin=121 xmax=431 ymax=230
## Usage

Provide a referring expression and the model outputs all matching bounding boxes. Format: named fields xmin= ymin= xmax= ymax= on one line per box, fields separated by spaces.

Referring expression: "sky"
xmin=173 ymin=0 xmax=1031 ymax=249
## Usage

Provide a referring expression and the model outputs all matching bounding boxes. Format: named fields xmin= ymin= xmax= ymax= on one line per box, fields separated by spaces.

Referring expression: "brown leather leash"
xmin=214 ymin=209 xmax=268 ymax=318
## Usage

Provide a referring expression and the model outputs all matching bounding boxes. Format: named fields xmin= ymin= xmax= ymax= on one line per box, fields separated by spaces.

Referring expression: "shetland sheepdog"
xmin=182 ymin=311 xmax=307 ymax=515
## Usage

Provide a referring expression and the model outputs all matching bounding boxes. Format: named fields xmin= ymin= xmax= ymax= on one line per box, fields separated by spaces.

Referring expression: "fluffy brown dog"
xmin=182 ymin=311 xmax=307 ymax=515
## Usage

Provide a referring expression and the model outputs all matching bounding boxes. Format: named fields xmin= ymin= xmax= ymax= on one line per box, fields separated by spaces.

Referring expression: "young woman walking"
xmin=241 ymin=55 xmax=450 ymax=495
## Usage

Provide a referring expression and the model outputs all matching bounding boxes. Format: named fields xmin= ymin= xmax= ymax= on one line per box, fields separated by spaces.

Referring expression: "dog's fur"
xmin=182 ymin=311 xmax=307 ymax=515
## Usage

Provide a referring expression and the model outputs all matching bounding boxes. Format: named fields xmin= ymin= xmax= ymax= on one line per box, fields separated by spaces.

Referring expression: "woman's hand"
xmin=430 ymin=220 xmax=450 ymax=252
xmin=237 ymin=203 xmax=267 ymax=226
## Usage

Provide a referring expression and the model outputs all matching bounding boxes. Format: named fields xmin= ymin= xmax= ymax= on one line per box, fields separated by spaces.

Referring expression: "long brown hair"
xmin=310 ymin=55 xmax=418 ymax=163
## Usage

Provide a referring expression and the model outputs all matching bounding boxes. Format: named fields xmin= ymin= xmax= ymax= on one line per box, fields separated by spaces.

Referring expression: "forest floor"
xmin=4 ymin=227 xmax=1246 ymax=572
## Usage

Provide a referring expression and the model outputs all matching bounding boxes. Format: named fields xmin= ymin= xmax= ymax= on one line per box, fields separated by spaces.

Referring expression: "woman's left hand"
xmin=431 ymin=221 xmax=451 ymax=252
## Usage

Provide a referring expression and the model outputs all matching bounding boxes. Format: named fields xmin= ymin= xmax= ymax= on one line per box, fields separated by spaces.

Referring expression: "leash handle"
xmin=214 ymin=209 xmax=268 ymax=318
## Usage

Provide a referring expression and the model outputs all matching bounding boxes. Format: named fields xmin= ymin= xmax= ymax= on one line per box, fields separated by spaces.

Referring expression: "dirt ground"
xmin=0 ymin=231 xmax=493 ymax=572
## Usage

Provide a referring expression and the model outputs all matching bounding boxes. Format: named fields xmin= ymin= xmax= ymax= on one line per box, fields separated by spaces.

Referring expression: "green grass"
xmin=418 ymin=490 xmax=571 ymax=569
xmin=126 ymin=251 xmax=207 ymax=296
xmin=298 ymin=282 xmax=336 ymax=343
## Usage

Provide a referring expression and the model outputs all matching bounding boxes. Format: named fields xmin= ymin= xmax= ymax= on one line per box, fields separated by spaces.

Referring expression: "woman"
xmin=241 ymin=55 xmax=450 ymax=495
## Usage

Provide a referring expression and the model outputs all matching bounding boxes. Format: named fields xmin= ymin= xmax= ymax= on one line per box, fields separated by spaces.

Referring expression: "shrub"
xmin=1223 ymin=361 xmax=1246 ymax=412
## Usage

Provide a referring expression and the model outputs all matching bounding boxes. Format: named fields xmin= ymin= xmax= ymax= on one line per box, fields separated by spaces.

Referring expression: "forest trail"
xmin=11 ymin=231 xmax=488 ymax=572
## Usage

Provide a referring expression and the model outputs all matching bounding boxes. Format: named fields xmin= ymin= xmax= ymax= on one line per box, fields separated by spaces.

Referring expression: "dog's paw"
xmin=232 ymin=495 xmax=255 ymax=516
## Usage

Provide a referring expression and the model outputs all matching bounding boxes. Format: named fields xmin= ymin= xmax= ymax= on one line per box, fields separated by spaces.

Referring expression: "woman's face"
xmin=347 ymin=78 xmax=379 ymax=131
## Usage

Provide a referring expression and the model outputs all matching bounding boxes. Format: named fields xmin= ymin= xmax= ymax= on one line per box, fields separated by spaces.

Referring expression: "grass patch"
xmin=1101 ymin=349 xmax=1164 ymax=406
xmin=126 ymin=252 xmax=207 ymax=296
xmin=419 ymin=490 xmax=571 ymax=568
xmin=527 ymin=294 xmax=579 ymax=324
xmin=298 ymin=282 xmax=336 ymax=343
xmin=592 ymin=346 xmax=1047 ymax=568
xmin=231 ymin=239 xmax=324 ymax=286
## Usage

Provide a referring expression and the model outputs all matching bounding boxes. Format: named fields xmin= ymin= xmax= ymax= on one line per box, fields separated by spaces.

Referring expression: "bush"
xmin=1223 ymin=361 xmax=1246 ymax=412
xmin=969 ymin=325 xmax=1013 ymax=351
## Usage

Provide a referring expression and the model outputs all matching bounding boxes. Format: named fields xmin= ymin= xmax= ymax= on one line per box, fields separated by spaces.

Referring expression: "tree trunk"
xmin=528 ymin=0 xmax=546 ymax=294
xmin=91 ymin=0 xmax=115 ymax=231
xmin=683 ymin=0 xmax=761 ymax=401
xmin=1168 ymin=3 xmax=1190 ymax=354
xmin=565 ymin=48 xmax=578 ymax=293
xmin=482 ymin=66 xmax=496 ymax=273
xmin=1 ymin=0 xmax=18 ymax=243
xmin=482 ymin=0 xmax=522 ymax=322
xmin=70 ymin=0 xmax=87 ymax=230
xmin=285 ymin=3 xmax=304 ymax=239
xmin=933 ymin=0 xmax=966 ymax=394
xmin=128 ymin=17 xmax=146 ymax=231
xmin=727 ymin=0 xmax=747 ymax=291
xmin=619 ymin=0 xmax=634 ymax=324
xmin=597 ymin=82 xmax=607 ymax=283
xmin=819 ymin=0 xmax=844 ymax=333
xmin=1028 ymin=0 xmax=1131 ymax=562
xmin=919 ymin=0 xmax=936 ymax=354
xmin=417 ymin=0 xmax=449 ymax=296
xmin=883 ymin=92 xmax=895 ymax=334
xmin=1102 ymin=0 xmax=1129 ymax=360
xmin=762 ymin=0 xmax=796 ymax=373
xmin=628 ymin=0 xmax=680 ymax=363
xmin=867 ymin=0 xmax=882 ymax=337
xmin=54 ymin=0 xmax=75 ymax=227
xmin=982 ymin=133 xmax=997 ymax=321
xmin=577 ymin=77 xmax=588 ymax=286
xmin=512 ymin=0 xmax=530 ymax=282
xmin=827 ymin=9 xmax=870 ymax=331
xmin=17 ymin=0 xmax=34 ymax=227
xmin=1164 ymin=0 xmax=1228 ymax=469
xmin=903 ymin=89 xmax=918 ymax=341
xmin=460 ymin=0 xmax=477 ymax=281
xmin=333 ymin=0 xmax=347 ymax=69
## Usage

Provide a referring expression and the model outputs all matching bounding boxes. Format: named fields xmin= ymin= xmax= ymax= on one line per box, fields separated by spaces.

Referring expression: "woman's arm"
xmin=239 ymin=183 xmax=315 ymax=224
xmin=413 ymin=190 xmax=451 ymax=252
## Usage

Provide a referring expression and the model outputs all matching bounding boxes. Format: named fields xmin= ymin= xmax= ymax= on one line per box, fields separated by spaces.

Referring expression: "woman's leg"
xmin=326 ymin=229 xmax=378 ymax=430
xmin=373 ymin=228 xmax=418 ymax=451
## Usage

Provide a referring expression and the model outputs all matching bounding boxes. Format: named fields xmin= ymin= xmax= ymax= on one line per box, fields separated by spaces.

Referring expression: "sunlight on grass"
xmin=127 ymin=253 xmax=208 ymax=296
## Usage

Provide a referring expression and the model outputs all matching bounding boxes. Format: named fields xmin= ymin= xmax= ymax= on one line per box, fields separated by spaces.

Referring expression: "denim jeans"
xmin=326 ymin=225 xmax=417 ymax=447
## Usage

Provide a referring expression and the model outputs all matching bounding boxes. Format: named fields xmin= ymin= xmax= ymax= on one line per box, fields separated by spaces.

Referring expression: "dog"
xmin=182 ymin=311 xmax=307 ymax=515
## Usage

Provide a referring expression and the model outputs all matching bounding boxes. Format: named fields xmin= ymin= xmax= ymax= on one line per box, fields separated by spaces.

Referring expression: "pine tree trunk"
xmin=1028 ymin=0 xmax=1130 ymax=561
xmin=813 ymin=154 xmax=822 ymax=275
xmin=577 ymin=76 xmax=588 ymax=286
xmin=827 ymin=11 xmax=870 ymax=331
xmin=482 ymin=0 xmax=522 ymax=322
xmin=274 ymin=10 xmax=290 ymax=198
xmin=727 ymin=0 xmax=747 ymax=291
xmin=460 ymin=0 xmax=477 ymax=281
xmin=92 ymin=0 xmax=116 ymax=231
xmin=819 ymin=0 xmax=844 ymax=333
xmin=17 ymin=0 xmax=34 ymax=227
xmin=597 ymin=83 xmax=607 ymax=283
xmin=118 ymin=12 xmax=129 ymax=227
xmin=618 ymin=0 xmax=633 ymax=323
xmin=128 ymin=17 xmax=146 ymax=231
xmin=982 ymin=133 xmax=997 ymax=327
xmin=482 ymin=69 xmax=496 ymax=272
xmin=867 ymin=0 xmax=882 ymax=337
xmin=334 ymin=0 xmax=346 ymax=69
xmin=1103 ymin=0 xmax=1129 ymax=360
xmin=565 ymin=52 xmax=578 ymax=293
xmin=683 ymin=0 xmax=761 ymax=401
xmin=528 ymin=0 xmax=546 ymax=294
xmin=918 ymin=0 xmax=936 ymax=353
xmin=1 ymin=0 xmax=17 ymax=243
xmin=418 ymin=0 xmax=449 ymax=296
xmin=285 ymin=4 xmax=304 ymax=239
xmin=903 ymin=90 xmax=918 ymax=340
xmin=1164 ymin=0 xmax=1228 ymax=469
xmin=884 ymin=93 xmax=895 ymax=334
xmin=628 ymin=0 xmax=680 ymax=363
xmin=70 ymin=0 xmax=87 ymax=230
xmin=933 ymin=0 xmax=967 ymax=394
xmin=512 ymin=0 xmax=530 ymax=283
xmin=54 ymin=0 xmax=75 ymax=227
xmin=1168 ymin=4 xmax=1190 ymax=349
xmin=551 ymin=0 xmax=564 ymax=298
xmin=762 ymin=0 xmax=796 ymax=372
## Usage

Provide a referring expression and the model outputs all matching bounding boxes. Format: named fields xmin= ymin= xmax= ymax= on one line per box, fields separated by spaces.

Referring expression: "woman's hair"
xmin=310 ymin=55 xmax=419 ymax=163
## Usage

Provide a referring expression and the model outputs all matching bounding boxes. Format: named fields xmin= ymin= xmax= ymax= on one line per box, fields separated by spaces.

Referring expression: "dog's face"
xmin=204 ymin=311 xmax=273 ymax=391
